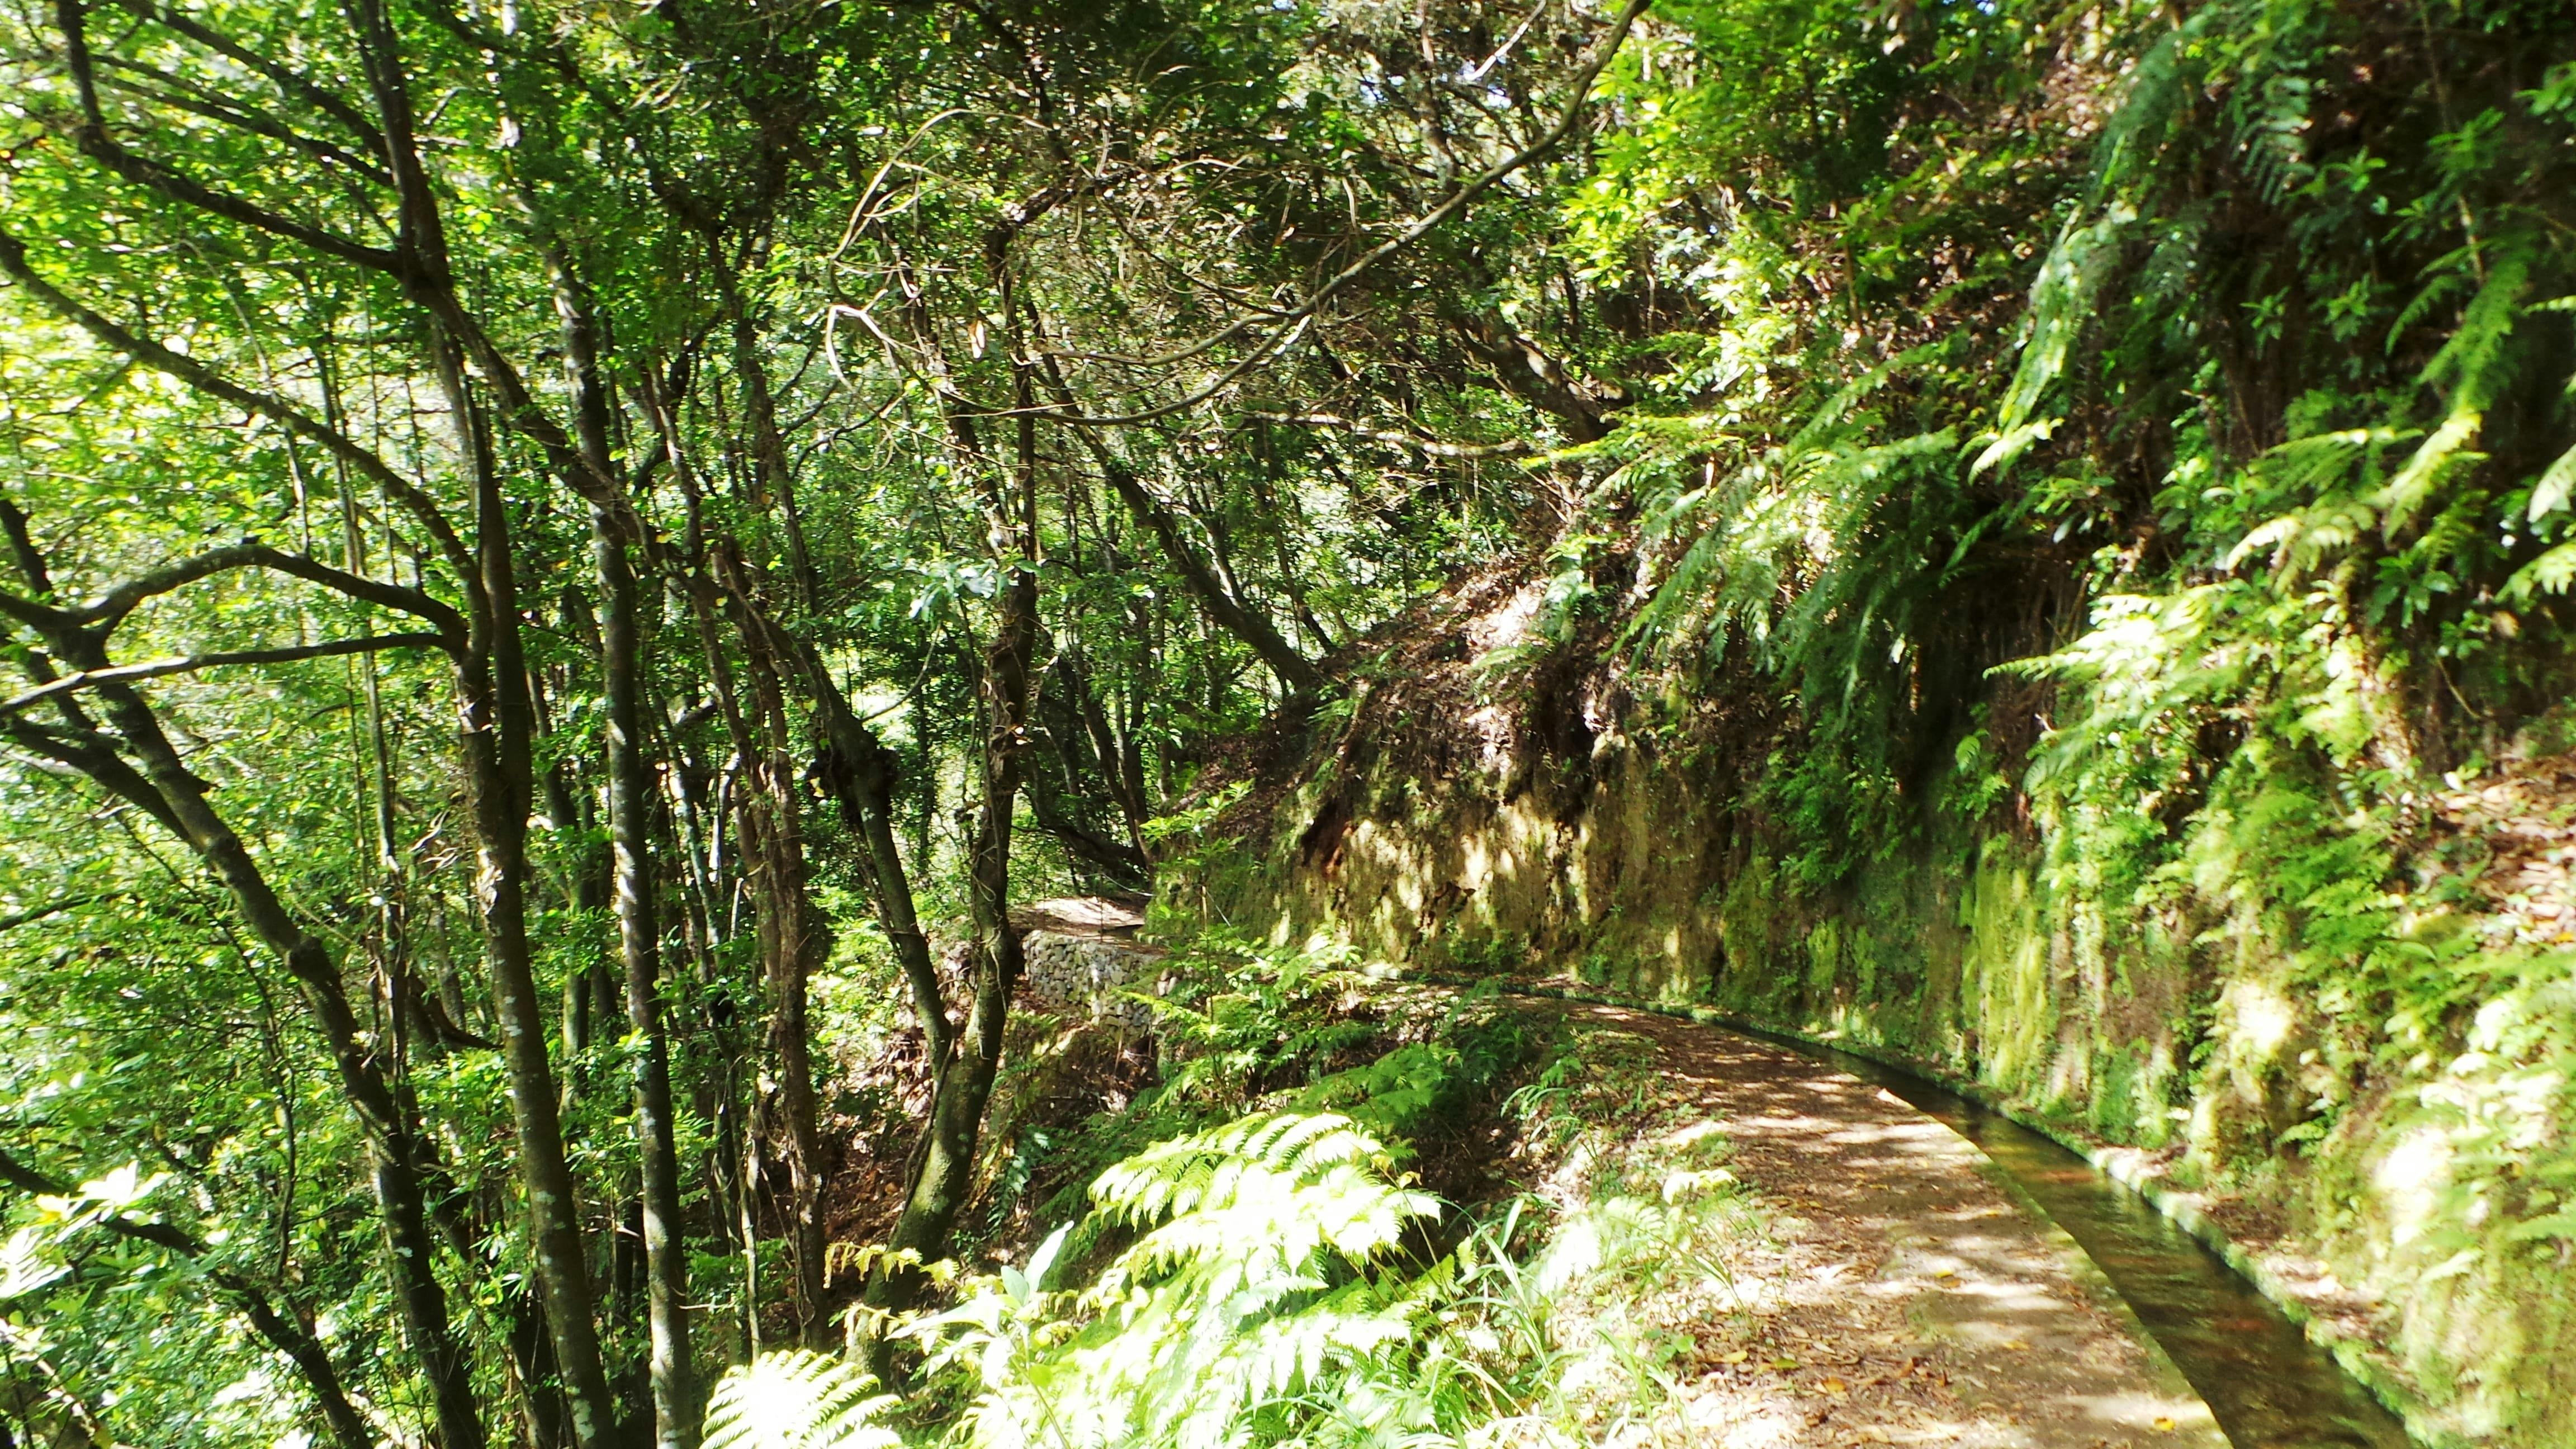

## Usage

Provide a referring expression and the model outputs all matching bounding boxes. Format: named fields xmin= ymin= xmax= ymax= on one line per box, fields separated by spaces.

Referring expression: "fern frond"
xmin=2526 ymin=441 xmax=2576 ymax=522
xmin=2506 ymin=541 xmax=2576 ymax=601
xmin=704 ymin=1351 xmax=898 ymax=1449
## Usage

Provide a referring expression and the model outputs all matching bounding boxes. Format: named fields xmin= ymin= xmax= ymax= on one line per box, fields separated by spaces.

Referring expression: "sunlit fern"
xmin=703 ymin=1349 xmax=899 ymax=1449
xmin=911 ymin=1111 xmax=1455 ymax=1449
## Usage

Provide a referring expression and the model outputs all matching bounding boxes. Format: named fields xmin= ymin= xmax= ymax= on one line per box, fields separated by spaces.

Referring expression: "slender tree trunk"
xmin=595 ymin=506 xmax=698 ymax=1448
xmin=1068 ymin=652 xmax=1153 ymax=864
xmin=78 ymin=680 xmax=486 ymax=1449
xmin=655 ymin=394 xmax=770 ymax=1355
xmin=503 ymin=1290 xmax=574 ymax=1449
xmin=757 ymin=617 xmax=944 ymax=1071
xmin=709 ymin=302 xmax=832 ymax=1344
xmin=882 ymin=560 xmax=1037 ymax=1267
xmin=545 ymin=252 xmax=699 ymax=1447
xmin=442 ymin=351 xmax=618 ymax=1449
xmin=716 ymin=277 xmax=950 ymax=1096
xmin=338 ymin=2 xmax=621 ymax=1430
xmin=871 ymin=356 xmax=1043 ymax=1305
xmin=721 ymin=581 xmax=831 ymax=1342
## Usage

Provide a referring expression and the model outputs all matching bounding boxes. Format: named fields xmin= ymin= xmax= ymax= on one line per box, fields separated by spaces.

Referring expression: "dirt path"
xmin=1557 ymin=1002 xmax=2229 ymax=1449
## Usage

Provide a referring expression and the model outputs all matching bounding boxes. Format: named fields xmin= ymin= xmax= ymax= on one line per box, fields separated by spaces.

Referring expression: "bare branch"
xmin=240 ymin=548 xmax=466 ymax=645
xmin=0 ymin=497 xmax=59 ymax=599
xmin=0 ymin=586 xmax=66 ymax=634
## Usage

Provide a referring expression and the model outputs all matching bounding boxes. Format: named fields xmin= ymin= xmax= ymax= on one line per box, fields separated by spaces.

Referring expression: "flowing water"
xmin=1732 ymin=1024 xmax=2416 ymax=1449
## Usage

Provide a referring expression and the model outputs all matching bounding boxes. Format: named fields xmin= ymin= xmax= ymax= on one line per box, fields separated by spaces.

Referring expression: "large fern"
xmin=703 ymin=1350 xmax=899 ymax=1449
xmin=910 ymin=1111 xmax=1454 ymax=1449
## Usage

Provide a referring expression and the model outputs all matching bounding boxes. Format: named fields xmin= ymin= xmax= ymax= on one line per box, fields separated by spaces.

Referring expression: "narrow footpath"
xmin=1559 ymin=1002 xmax=2230 ymax=1449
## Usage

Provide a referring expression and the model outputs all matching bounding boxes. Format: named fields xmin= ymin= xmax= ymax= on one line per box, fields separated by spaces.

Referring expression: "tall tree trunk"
xmin=338 ymin=2 xmax=622 ymax=1433
xmin=595 ymin=509 xmax=697 ymax=1447
xmin=653 ymin=380 xmax=770 ymax=1357
xmin=716 ymin=545 xmax=830 ymax=1342
xmin=442 ymin=351 xmax=618 ymax=1449
xmin=716 ymin=272 xmax=949 ymax=1092
xmin=548 ymin=250 xmax=699 ymax=1447
xmin=870 ymin=354 xmax=1043 ymax=1306
xmin=593 ymin=510 xmax=697 ymax=1443
xmin=882 ymin=558 xmax=1036 ymax=1263
xmin=704 ymin=316 xmax=845 ymax=1343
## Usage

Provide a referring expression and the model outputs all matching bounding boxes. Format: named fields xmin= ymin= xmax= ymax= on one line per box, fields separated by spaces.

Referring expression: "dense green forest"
xmin=3 ymin=0 xmax=2575 ymax=1443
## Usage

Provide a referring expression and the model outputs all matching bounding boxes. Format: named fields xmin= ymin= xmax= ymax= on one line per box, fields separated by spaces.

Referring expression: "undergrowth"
xmin=716 ymin=940 xmax=1764 ymax=1447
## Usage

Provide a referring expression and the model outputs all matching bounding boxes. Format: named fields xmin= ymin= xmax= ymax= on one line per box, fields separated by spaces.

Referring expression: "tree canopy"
xmin=3 ymin=0 xmax=2572 ymax=1443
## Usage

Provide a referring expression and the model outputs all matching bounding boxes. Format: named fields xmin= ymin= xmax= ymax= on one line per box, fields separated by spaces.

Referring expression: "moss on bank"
xmin=1172 ymin=601 xmax=2576 ymax=1447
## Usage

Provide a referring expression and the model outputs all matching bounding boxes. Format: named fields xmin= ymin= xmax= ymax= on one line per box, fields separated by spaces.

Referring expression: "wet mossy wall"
xmin=1190 ymin=716 xmax=2576 ymax=1448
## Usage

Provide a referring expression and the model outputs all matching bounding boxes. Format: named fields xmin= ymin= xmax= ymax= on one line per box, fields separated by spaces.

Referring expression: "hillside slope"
xmin=1174 ymin=544 xmax=2576 ymax=1447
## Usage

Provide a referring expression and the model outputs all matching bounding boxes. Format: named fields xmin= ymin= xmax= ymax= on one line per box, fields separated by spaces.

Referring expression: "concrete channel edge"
xmin=1405 ymin=971 xmax=2450 ymax=1449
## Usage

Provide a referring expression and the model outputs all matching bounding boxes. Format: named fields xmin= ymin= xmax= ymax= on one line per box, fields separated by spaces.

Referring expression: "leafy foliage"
xmin=915 ymin=1113 xmax=1445 ymax=1449
xmin=3 ymin=0 xmax=2573 ymax=1438
xmin=705 ymin=1351 xmax=901 ymax=1449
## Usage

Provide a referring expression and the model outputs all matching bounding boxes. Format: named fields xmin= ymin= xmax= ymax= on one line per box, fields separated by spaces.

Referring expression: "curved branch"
xmin=73 ymin=539 xmax=274 ymax=629
xmin=0 ymin=524 xmax=462 ymax=650
xmin=0 ymin=716 xmax=190 ymax=839
xmin=0 ymin=893 xmax=115 ymax=932
xmin=55 ymin=0 xmax=401 ymax=271
xmin=249 ymin=550 xmax=464 ymax=643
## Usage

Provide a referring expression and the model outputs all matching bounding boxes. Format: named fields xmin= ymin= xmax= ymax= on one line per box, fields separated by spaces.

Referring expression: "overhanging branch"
xmin=0 ymin=634 xmax=448 ymax=717
xmin=1005 ymin=0 xmax=1652 ymax=427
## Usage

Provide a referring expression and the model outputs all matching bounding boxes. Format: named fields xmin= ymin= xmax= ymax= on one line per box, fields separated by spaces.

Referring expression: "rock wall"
xmin=1178 ymin=575 xmax=2576 ymax=1449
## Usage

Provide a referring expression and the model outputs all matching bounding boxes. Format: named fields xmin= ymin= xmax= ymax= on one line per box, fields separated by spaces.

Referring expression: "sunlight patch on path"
xmin=1561 ymin=1003 xmax=2228 ymax=1449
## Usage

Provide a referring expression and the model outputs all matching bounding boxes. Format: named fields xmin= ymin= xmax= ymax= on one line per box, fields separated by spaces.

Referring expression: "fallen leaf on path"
xmin=2153 ymin=1417 xmax=2176 ymax=1433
